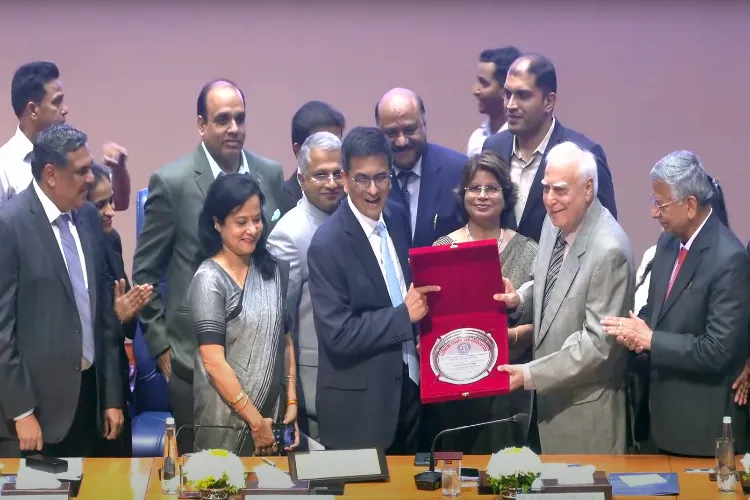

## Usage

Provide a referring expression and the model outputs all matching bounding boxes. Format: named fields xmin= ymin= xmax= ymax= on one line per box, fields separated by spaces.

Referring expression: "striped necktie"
xmin=542 ymin=231 xmax=567 ymax=318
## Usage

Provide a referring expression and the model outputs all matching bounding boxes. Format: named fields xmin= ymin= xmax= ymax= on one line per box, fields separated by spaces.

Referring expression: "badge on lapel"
xmin=271 ymin=209 xmax=281 ymax=222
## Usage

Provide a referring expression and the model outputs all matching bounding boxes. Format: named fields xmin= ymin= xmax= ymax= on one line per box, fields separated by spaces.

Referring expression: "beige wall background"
xmin=2 ymin=1 xmax=749 ymax=274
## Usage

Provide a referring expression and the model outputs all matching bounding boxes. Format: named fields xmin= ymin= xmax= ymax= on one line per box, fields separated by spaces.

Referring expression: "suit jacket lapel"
xmin=649 ymin=237 xmax=677 ymax=323
xmin=27 ymin=189 xmax=76 ymax=305
xmin=74 ymin=211 xmax=98 ymax=320
xmin=658 ymin=214 xmax=717 ymax=320
xmin=414 ymin=146 xmax=441 ymax=247
xmin=194 ymin=145 xmax=214 ymax=198
xmin=518 ymin=121 xmax=563 ymax=228
xmin=535 ymin=201 xmax=602 ymax=347
xmin=341 ymin=202 xmax=391 ymax=300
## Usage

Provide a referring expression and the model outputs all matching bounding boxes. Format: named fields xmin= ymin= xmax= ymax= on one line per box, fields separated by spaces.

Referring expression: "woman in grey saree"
xmin=188 ymin=174 xmax=300 ymax=456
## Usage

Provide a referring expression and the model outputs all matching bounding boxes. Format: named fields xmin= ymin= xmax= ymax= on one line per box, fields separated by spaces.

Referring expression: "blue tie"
xmin=375 ymin=222 xmax=419 ymax=384
xmin=56 ymin=214 xmax=95 ymax=365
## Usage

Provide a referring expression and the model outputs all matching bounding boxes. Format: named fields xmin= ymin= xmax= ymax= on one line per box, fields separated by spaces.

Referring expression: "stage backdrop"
xmin=1 ymin=0 xmax=748 ymax=274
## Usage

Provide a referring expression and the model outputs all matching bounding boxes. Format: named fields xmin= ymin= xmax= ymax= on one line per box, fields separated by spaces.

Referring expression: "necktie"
xmin=396 ymin=170 xmax=414 ymax=233
xmin=56 ymin=214 xmax=95 ymax=365
xmin=375 ymin=222 xmax=419 ymax=384
xmin=665 ymin=247 xmax=688 ymax=300
xmin=542 ymin=231 xmax=567 ymax=318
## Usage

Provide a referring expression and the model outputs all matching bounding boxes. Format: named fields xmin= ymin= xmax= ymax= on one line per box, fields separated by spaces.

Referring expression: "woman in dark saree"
xmin=87 ymin=163 xmax=153 ymax=456
xmin=189 ymin=174 xmax=300 ymax=456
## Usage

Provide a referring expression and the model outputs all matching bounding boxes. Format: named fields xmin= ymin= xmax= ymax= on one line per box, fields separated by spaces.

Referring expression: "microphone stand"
xmin=414 ymin=413 xmax=527 ymax=491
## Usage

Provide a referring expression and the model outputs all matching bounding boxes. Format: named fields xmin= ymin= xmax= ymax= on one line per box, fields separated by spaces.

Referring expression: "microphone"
xmin=414 ymin=413 xmax=528 ymax=491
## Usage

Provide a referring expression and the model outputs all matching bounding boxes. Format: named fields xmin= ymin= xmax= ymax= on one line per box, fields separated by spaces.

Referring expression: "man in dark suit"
xmin=279 ymin=101 xmax=345 ymax=214
xmin=483 ymin=53 xmax=617 ymax=242
xmin=0 ymin=123 xmax=124 ymax=457
xmin=375 ymin=88 xmax=467 ymax=248
xmin=603 ymin=150 xmax=749 ymax=457
xmin=307 ymin=127 xmax=439 ymax=452
xmin=132 ymin=79 xmax=284 ymax=453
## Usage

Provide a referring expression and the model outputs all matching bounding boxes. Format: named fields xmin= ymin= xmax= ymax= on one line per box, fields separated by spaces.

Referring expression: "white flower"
xmin=182 ymin=449 xmax=245 ymax=490
xmin=486 ymin=447 xmax=542 ymax=479
xmin=741 ymin=453 xmax=750 ymax=473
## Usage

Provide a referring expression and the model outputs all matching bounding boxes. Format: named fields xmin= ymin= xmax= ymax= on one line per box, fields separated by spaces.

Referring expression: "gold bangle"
xmin=285 ymin=375 xmax=296 ymax=383
xmin=512 ymin=328 xmax=518 ymax=345
xmin=229 ymin=390 xmax=246 ymax=405
xmin=235 ymin=395 xmax=249 ymax=412
xmin=287 ymin=400 xmax=298 ymax=406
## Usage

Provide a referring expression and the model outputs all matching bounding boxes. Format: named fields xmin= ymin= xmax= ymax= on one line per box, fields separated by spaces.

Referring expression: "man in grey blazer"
xmin=495 ymin=141 xmax=635 ymax=454
xmin=0 ymin=124 xmax=124 ymax=457
xmin=132 ymin=79 xmax=284 ymax=452
xmin=267 ymin=131 xmax=344 ymax=443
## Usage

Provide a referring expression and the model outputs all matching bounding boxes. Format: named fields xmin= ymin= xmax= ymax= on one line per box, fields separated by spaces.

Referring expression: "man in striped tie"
xmin=493 ymin=141 xmax=635 ymax=455
xmin=0 ymin=123 xmax=124 ymax=457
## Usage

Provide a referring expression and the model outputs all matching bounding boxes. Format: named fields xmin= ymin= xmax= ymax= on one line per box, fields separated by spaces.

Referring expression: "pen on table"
xmin=262 ymin=458 xmax=277 ymax=468
xmin=684 ymin=468 xmax=713 ymax=473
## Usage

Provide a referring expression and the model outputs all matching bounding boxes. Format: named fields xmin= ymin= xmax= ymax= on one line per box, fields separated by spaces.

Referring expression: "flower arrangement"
xmin=741 ymin=453 xmax=750 ymax=481
xmin=182 ymin=449 xmax=246 ymax=496
xmin=486 ymin=446 xmax=542 ymax=498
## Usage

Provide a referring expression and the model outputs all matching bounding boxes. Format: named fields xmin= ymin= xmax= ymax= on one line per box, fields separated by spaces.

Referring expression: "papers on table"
xmin=293 ymin=449 xmax=383 ymax=481
xmin=539 ymin=463 xmax=596 ymax=484
xmin=518 ymin=494 xmax=605 ymax=500
xmin=14 ymin=457 xmax=82 ymax=490
xmin=609 ymin=472 xmax=679 ymax=496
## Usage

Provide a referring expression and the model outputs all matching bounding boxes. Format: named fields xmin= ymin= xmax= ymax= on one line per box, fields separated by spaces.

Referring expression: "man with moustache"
xmin=0 ymin=61 xmax=131 ymax=210
xmin=0 ymin=124 xmax=124 ymax=457
xmin=375 ymin=88 xmax=467 ymax=248
xmin=133 ymin=79 xmax=284 ymax=452
xmin=483 ymin=53 xmax=617 ymax=242
xmin=307 ymin=127 xmax=439 ymax=452
xmin=267 ymin=131 xmax=344 ymax=444
xmin=280 ymin=101 xmax=345 ymax=214
xmin=467 ymin=46 xmax=521 ymax=157
xmin=494 ymin=141 xmax=634 ymax=454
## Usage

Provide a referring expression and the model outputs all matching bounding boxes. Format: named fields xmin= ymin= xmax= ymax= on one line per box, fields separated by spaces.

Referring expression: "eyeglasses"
xmin=465 ymin=184 xmax=502 ymax=197
xmin=350 ymin=173 xmax=391 ymax=191
xmin=305 ymin=171 xmax=344 ymax=185
xmin=650 ymin=195 xmax=683 ymax=215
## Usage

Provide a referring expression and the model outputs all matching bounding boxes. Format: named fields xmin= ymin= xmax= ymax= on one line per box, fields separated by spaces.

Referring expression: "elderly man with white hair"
xmin=602 ymin=150 xmax=750 ymax=457
xmin=267 ymin=131 xmax=344 ymax=445
xmin=494 ymin=140 xmax=635 ymax=454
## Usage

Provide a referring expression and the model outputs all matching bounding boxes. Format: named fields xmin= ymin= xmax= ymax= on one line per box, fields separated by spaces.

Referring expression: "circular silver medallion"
xmin=430 ymin=328 xmax=498 ymax=385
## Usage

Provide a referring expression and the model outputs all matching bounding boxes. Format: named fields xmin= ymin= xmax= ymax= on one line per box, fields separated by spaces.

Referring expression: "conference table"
xmin=0 ymin=454 xmax=744 ymax=499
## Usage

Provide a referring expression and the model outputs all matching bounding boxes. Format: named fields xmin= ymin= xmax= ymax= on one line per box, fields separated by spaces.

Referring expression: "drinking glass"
xmin=715 ymin=437 xmax=737 ymax=493
xmin=441 ymin=458 xmax=461 ymax=498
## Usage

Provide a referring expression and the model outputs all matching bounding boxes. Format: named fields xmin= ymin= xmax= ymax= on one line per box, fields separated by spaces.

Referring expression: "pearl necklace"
xmin=464 ymin=225 xmax=504 ymax=251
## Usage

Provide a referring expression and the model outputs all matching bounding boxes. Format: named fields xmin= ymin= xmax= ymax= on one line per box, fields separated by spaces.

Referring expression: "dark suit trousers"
xmin=0 ymin=366 xmax=97 ymax=458
xmin=386 ymin=363 xmax=420 ymax=455
xmin=168 ymin=371 xmax=194 ymax=455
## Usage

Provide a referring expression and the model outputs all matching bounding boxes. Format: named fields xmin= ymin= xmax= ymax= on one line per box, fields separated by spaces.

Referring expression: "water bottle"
xmin=161 ymin=417 xmax=180 ymax=495
xmin=716 ymin=416 xmax=736 ymax=493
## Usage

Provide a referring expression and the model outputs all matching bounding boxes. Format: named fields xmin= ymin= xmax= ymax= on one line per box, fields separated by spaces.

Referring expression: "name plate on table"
xmin=409 ymin=239 xmax=510 ymax=404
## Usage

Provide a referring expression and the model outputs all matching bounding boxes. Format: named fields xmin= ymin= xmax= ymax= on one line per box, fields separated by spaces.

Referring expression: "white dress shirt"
xmin=16 ymin=181 xmax=91 ymax=421
xmin=467 ymin=118 xmax=508 ymax=157
xmin=0 ymin=127 xmax=34 ymax=205
xmin=201 ymin=142 xmax=250 ymax=178
xmin=347 ymin=197 xmax=408 ymax=298
xmin=392 ymin=157 xmax=422 ymax=239
xmin=510 ymin=117 xmax=556 ymax=223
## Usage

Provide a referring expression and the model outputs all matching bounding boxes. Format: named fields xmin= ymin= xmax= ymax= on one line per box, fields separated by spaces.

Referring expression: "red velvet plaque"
xmin=409 ymin=238 xmax=510 ymax=404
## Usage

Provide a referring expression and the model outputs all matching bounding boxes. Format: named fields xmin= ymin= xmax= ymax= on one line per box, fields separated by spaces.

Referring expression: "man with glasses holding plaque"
xmin=307 ymin=126 xmax=439 ymax=453
xmin=268 ymin=131 xmax=344 ymax=444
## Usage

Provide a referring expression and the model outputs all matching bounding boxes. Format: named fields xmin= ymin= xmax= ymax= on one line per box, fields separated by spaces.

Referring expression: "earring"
xmin=214 ymin=225 xmax=220 ymax=231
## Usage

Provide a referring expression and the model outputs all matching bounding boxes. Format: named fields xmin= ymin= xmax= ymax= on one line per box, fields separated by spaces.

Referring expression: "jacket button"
xmin=75 ymin=364 xmax=80 ymax=371
xmin=395 ymin=375 xmax=402 ymax=382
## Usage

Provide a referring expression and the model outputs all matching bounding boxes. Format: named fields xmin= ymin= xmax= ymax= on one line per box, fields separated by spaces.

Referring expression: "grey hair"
xmin=30 ymin=123 xmax=88 ymax=181
xmin=650 ymin=150 xmax=713 ymax=206
xmin=297 ymin=131 xmax=342 ymax=174
xmin=545 ymin=141 xmax=598 ymax=196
